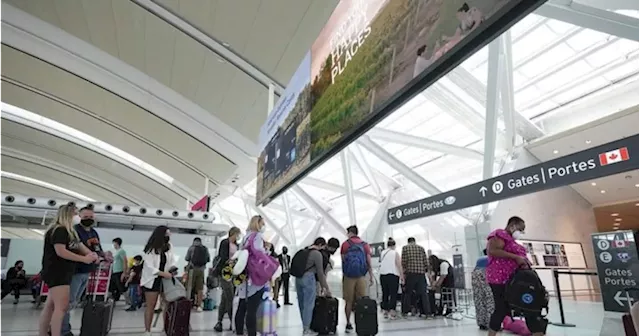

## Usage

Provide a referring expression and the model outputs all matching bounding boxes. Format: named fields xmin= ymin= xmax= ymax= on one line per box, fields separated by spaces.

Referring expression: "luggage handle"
xmin=90 ymin=261 xmax=110 ymax=302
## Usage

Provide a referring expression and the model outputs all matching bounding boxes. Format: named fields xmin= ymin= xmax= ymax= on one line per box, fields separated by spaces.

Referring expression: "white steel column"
xmin=348 ymin=146 xmax=383 ymax=199
xmin=292 ymin=185 xmax=347 ymax=240
xmin=340 ymin=151 xmax=357 ymax=227
xmin=282 ymin=192 xmax=297 ymax=247
xmin=484 ymin=39 xmax=502 ymax=181
xmin=499 ymin=33 xmax=516 ymax=150
xmin=203 ymin=176 xmax=210 ymax=196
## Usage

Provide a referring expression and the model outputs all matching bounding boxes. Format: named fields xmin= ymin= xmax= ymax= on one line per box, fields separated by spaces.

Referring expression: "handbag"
xmin=163 ymin=277 xmax=187 ymax=303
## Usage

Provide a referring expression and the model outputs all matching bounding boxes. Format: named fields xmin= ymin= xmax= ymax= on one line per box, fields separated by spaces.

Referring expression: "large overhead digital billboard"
xmin=256 ymin=0 xmax=546 ymax=205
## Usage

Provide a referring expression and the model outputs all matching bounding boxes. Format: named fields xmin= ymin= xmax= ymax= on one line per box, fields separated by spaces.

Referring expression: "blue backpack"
xmin=342 ymin=240 xmax=368 ymax=278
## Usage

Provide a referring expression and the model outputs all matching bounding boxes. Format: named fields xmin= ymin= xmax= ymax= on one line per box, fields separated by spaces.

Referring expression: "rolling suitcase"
xmin=165 ymin=298 xmax=192 ymax=336
xmin=257 ymin=299 xmax=278 ymax=336
xmin=311 ymin=296 xmax=338 ymax=334
xmin=80 ymin=262 xmax=115 ymax=336
xmin=354 ymin=297 xmax=378 ymax=336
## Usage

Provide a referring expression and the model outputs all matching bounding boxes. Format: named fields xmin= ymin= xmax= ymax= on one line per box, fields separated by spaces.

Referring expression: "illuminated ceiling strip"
xmin=1 ymin=171 xmax=96 ymax=201
xmin=1 ymin=102 xmax=199 ymax=200
xmin=1 ymin=4 xmax=256 ymax=168
xmin=1 ymin=147 xmax=146 ymax=206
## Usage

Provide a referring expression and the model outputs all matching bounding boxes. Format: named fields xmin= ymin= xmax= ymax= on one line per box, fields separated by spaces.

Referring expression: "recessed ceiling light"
xmin=553 ymin=150 xmax=559 ymax=154
xmin=611 ymin=213 xmax=619 ymax=216
xmin=585 ymin=140 xmax=591 ymax=144
xmin=636 ymin=203 xmax=639 ymax=207
xmin=222 ymin=42 xmax=230 ymax=47
xmin=591 ymin=182 xmax=597 ymax=186
xmin=615 ymin=218 xmax=622 ymax=222
xmin=614 ymin=222 xmax=620 ymax=226
xmin=601 ymin=190 xmax=606 ymax=194
xmin=217 ymin=58 xmax=226 ymax=63
xmin=636 ymin=184 xmax=639 ymax=188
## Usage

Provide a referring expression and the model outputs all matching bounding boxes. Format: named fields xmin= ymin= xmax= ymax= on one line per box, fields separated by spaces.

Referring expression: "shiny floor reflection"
xmin=0 ymin=295 xmax=626 ymax=335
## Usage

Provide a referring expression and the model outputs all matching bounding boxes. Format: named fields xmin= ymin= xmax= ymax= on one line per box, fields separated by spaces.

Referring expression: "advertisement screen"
xmin=256 ymin=0 xmax=545 ymax=205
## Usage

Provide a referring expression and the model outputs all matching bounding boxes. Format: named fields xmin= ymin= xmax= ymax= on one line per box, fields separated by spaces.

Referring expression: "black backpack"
xmin=505 ymin=269 xmax=549 ymax=315
xmin=190 ymin=245 xmax=208 ymax=267
xmin=290 ymin=248 xmax=312 ymax=277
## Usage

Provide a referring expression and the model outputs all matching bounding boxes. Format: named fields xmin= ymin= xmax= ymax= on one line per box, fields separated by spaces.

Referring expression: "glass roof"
xmin=216 ymin=11 xmax=639 ymax=251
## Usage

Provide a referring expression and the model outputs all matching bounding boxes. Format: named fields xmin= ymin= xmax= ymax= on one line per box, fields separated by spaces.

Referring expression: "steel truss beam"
xmin=340 ymin=152 xmax=357 ymax=227
xmin=292 ymin=185 xmax=347 ymax=240
xmin=367 ymin=128 xmax=484 ymax=160
xmin=348 ymin=146 xmax=384 ymax=200
xmin=358 ymin=136 xmax=471 ymax=220
xmin=281 ymin=192 xmax=297 ymax=247
xmin=537 ymin=0 xmax=639 ymax=41
xmin=301 ymin=177 xmax=378 ymax=202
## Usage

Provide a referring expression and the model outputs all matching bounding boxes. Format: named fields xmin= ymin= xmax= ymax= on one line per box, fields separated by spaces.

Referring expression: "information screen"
xmin=256 ymin=0 xmax=545 ymax=205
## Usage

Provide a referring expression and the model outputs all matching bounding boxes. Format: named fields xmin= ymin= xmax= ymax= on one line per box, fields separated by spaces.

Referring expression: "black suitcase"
xmin=80 ymin=263 xmax=115 ymax=336
xmin=354 ymin=297 xmax=378 ymax=336
xmin=311 ymin=296 xmax=338 ymax=334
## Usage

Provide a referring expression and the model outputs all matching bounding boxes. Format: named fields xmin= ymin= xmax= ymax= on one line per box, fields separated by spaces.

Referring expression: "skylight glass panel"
xmin=565 ymin=30 xmax=609 ymax=52
xmin=602 ymin=60 xmax=639 ymax=82
xmin=509 ymin=15 xmax=546 ymax=39
xmin=552 ymin=77 xmax=610 ymax=104
xmin=1 ymin=171 xmax=95 ymax=201
xmin=521 ymin=100 xmax=560 ymax=119
xmin=516 ymin=43 xmax=576 ymax=80
xmin=584 ymin=39 xmax=633 ymax=67
xmin=544 ymin=19 xmax=574 ymax=35
xmin=535 ymin=60 xmax=592 ymax=92
xmin=512 ymin=25 xmax=556 ymax=64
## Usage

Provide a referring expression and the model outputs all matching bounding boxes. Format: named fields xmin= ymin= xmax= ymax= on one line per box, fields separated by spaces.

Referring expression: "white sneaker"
xmin=144 ymin=332 xmax=152 ymax=336
xmin=197 ymin=307 xmax=203 ymax=312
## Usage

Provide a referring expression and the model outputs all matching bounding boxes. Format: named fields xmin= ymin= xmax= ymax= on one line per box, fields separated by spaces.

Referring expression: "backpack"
xmin=290 ymin=248 xmax=312 ymax=277
xmin=505 ymin=269 xmax=549 ymax=315
xmin=244 ymin=233 xmax=279 ymax=286
xmin=190 ymin=245 xmax=208 ymax=267
xmin=342 ymin=240 xmax=368 ymax=278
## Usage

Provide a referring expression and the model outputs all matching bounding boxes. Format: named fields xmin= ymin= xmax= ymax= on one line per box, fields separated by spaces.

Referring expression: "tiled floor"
xmin=0 ymin=295 xmax=627 ymax=335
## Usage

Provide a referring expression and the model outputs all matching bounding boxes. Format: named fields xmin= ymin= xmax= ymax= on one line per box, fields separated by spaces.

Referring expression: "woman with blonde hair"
xmin=38 ymin=203 xmax=99 ymax=336
xmin=235 ymin=215 xmax=270 ymax=336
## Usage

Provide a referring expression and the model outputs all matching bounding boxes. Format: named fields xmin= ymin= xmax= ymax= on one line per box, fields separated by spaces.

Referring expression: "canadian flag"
xmin=599 ymin=147 xmax=630 ymax=166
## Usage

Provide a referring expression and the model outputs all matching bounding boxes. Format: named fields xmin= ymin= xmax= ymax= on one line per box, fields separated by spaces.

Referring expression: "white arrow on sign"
xmin=479 ymin=186 xmax=488 ymax=197
xmin=614 ymin=290 xmax=634 ymax=307
xmin=388 ymin=212 xmax=395 ymax=220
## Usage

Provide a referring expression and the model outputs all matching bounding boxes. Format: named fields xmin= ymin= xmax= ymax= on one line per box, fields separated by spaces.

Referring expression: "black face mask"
xmin=80 ymin=218 xmax=94 ymax=227
xmin=164 ymin=236 xmax=170 ymax=244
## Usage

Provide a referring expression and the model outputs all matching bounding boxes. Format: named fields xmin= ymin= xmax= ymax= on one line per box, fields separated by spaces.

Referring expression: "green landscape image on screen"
xmin=309 ymin=0 xmax=509 ymax=160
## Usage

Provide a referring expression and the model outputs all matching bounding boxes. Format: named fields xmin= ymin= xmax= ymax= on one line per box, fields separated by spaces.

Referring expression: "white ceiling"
xmin=527 ymin=107 xmax=639 ymax=205
xmin=1 ymin=0 xmax=338 ymax=208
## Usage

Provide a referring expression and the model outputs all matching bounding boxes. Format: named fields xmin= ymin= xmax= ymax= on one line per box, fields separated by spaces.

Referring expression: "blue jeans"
xmin=295 ymin=272 xmax=317 ymax=330
xmin=62 ymin=272 xmax=89 ymax=334
xmin=128 ymin=285 xmax=140 ymax=309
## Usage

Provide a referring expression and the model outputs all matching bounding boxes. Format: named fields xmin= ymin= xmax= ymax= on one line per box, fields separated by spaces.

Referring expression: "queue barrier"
xmin=550 ymin=269 xmax=598 ymax=327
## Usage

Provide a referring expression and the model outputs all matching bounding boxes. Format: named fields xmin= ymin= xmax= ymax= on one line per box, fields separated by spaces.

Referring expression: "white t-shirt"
xmin=379 ymin=248 xmax=399 ymax=276
xmin=413 ymin=55 xmax=432 ymax=78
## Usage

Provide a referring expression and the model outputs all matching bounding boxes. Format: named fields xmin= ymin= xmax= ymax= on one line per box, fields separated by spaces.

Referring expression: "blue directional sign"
xmin=388 ymin=135 xmax=639 ymax=224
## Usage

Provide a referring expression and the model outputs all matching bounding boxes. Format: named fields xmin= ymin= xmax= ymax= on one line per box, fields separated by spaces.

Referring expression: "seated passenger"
xmin=1 ymin=260 xmax=28 ymax=304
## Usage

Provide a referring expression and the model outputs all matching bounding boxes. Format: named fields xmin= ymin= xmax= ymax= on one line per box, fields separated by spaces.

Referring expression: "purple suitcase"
xmin=164 ymin=299 xmax=191 ymax=336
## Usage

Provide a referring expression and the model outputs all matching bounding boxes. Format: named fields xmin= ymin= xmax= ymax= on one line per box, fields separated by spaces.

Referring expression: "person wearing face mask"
xmin=140 ymin=225 xmax=175 ymax=336
xmin=235 ymin=216 xmax=269 ymax=336
xmin=60 ymin=206 xmax=102 ymax=336
xmin=214 ymin=227 xmax=241 ymax=332
xmin=486 ymin=216 xmax=543 ymax=336
xmin=276 ymin=246 xmax=292 ymax=307
xmin=1 ymin=260 xmax=28 ymax=304
xmin=110 ymin=237 xmax=128 ymax=302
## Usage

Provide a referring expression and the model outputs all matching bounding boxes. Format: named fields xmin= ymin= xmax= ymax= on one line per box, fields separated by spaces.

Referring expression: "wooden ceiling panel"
xmin=594 ymin=201 xmax=639 ymax=233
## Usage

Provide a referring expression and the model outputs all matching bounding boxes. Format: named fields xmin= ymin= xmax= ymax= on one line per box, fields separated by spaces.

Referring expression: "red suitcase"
xmin=164 ymin=298 xmax=191 ymax=336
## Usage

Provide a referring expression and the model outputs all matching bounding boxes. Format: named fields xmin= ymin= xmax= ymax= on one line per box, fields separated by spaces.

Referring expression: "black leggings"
xmin=235 ymin=288 xmax=265 ymax=336
xmin=380 ymin=274 xmax=399 ymax=311
xmin=489 ymin=284 xmax=545 ymax=333
xmin=2 ymin=280 xmax=26 ymax=300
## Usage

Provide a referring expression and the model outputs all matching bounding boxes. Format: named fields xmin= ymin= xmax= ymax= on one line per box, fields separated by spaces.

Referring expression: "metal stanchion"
xmin=550 ymin=270 xmax=598 ymax=328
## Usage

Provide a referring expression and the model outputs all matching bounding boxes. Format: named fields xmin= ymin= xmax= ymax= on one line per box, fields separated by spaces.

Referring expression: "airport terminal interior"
xmin=0 ymin=0 xmax=639 ymax=335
